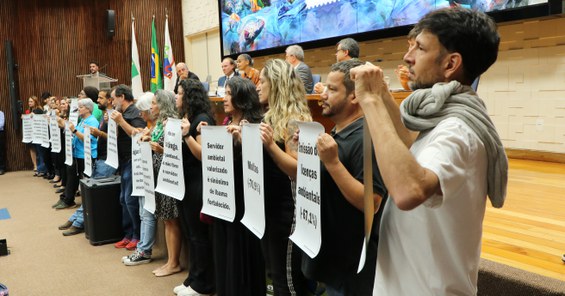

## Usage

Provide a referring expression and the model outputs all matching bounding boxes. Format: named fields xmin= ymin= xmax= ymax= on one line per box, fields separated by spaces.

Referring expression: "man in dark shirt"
xmin=174 ymin=62 xmax=200 ymax=94
xmin=301 ymin=59 xmax=387 ymax=296
xmin=110 ymin=84 xmax=146 ymax=250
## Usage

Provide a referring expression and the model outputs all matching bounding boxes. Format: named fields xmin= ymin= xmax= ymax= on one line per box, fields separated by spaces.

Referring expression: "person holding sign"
xmin=110 ymin=85 xmax=147 ymax=251
xmin=121 ymin=92 xmax=157 ymax=266
xmin=213 ymin=76 xmax=266 ymax=296
xmin=257 ymin=59 xmax=311 ymax=295
xmin=300 ymin=60 xmax=387 ymax=296
xmin=172 ymin=79 xmax=216 ymax=296
xmin=25 ymin=96 xmax=44 ymax=176
xmin=53 ymin=98 xmax=99 ymax=210
xmin=53 ymin=98 xmax=70 ymax=193
xmin=352 ymin=8 xmax=507 ymax=295
xmin=140 ymin=90 xmax=183 ymax=277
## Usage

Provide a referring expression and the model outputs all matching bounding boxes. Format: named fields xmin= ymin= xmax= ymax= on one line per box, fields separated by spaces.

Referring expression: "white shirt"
xmin=374 ymin=117 xmax=487 ymax=296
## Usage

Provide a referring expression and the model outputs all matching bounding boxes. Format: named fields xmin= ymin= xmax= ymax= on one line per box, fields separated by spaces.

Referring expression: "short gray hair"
xmin=135 ymin=92 xmax=154 ymax=112
xmin=337 ymin=38 xmax=359 ymax=59
xmin=78 ymin=98 xmax=94 ymax=113
xmin=286 ymin=45 xmax=304 ymax=61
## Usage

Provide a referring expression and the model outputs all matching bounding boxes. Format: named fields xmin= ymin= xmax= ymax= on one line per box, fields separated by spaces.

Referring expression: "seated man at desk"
xmin=217 ymin=57 xmax=238 ymax=96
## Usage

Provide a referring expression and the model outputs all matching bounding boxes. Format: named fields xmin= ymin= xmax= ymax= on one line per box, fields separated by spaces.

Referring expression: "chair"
xmin=201 ymin=81 xmax=210 ymax=93
xmin=311 ymin=74 xmax=321 ymax=94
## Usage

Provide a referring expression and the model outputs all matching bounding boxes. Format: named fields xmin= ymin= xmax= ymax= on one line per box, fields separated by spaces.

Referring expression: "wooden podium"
xmin=76 ymin=73 xmax=118 ymax=90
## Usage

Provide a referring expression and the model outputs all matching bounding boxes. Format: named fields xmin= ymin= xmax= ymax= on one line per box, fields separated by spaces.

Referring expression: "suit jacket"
xmin=295 ymin=62 xmax=314 ymax=94
xmin=174 ymin=72 xmax=201 ymax=94
xmin=217 ymin=71 xmax=239 ymax=88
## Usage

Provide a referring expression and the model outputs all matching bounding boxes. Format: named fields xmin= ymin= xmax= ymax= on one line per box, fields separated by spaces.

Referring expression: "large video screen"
xmin=220 ymin=0 xmax=549 ymax=56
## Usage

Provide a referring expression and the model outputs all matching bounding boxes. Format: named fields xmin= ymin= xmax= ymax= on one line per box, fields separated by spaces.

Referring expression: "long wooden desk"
xmin=208 ymin=91 xmax=411 ymax=133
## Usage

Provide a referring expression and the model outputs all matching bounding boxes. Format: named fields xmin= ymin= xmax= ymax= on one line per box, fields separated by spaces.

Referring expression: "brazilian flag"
xmin=150 ymin=17 xmax=163 ymax=92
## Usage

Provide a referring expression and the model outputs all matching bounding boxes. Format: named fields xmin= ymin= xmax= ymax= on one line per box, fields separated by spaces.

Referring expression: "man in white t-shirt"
xmin=351 ymin=7 xmax=508 ymax=295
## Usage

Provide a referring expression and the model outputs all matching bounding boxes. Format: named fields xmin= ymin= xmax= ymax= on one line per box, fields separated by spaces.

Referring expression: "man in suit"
xmin=285 ymin=45 xmax=314 ymax=93
xmin=174 ymin=62 xmax=200 ymax=94
xmin=217 ymin=57 xmax=238 ymax=88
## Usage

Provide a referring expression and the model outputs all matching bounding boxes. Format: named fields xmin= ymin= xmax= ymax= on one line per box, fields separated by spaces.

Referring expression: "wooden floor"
xmin=482 ymin=158 xmax=565 ymax=281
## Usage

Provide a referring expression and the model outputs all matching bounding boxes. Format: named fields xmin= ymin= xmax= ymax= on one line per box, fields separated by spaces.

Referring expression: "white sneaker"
xmin=121 ymin=250 xmax=138 ymax=263
xmin=178 ymin=286 xmax=211 ymax=296
xmin=174 ymin=284 xmax=188 ymax=294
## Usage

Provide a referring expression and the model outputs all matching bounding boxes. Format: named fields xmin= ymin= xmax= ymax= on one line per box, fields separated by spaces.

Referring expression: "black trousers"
xmin=213 ymin=219 xmax=266 ymax=296
xmin=0 ymin=130 xmax=5 ymax=171
xmin=262 ymin=207 xmax=308 ymax=296
xmin=178 ymin=192 xmax=215 ymax=294
xmin=61 ymin=158 xmax=84 ymax=205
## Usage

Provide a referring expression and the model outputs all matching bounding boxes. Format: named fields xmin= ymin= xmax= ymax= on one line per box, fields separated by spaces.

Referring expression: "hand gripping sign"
xmin=289 ymin=121 xmax=324 ymax=258
xmin=200 ymin=125 xmax=236 ymax=222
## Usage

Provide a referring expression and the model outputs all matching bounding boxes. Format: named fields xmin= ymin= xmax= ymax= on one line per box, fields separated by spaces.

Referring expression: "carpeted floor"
xmin=0 ymin=171 xmax=185 ymax=295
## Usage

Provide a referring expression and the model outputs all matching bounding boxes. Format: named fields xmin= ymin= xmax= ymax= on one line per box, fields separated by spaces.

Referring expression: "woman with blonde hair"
xmin=257 ymin=58 xmax=312 ymax=295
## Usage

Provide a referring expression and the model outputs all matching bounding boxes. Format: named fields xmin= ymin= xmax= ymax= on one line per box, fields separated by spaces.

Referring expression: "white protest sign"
xmin=240 ymin=123 xmax=265 ymax=239
xmin=41 ymin=115 xmax=50 ymax=148
xmin=140 ymin=141 xmax=156 ymax=213
xmin=50 ymin=112 xmax=61 ymax=153
xmin=289 ymin=121 xmax=324 ymax=258
xmin=22 ymin=114 xmax=33 ymax=143
xmin=83 ymin=126 xmax=92 ymax=177
xmin=106 ymin=110 xmax=119 ymax=169
xmin=64 ymin=122 xmax=73 ymax=166
xmin=69 ymin=99 xmax=79 ymax=126
xmin=201 ymin=126 xmax=236 ymax=222
xmin=155 ymin=118 xmax=185 ymax=200
xmin=32 ymin=115 xmax=42 ymax=144
xmin=131 ymin=133 xmax=145 ymax=196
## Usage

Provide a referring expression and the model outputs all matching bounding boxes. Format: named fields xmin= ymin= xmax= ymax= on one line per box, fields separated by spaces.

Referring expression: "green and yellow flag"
xmin=150 ymin=17 xmax=163 ymax=92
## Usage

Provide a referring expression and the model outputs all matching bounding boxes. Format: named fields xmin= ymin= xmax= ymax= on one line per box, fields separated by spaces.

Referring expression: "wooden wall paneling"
xmin=0 ymin=0 xmax=184 ymax=171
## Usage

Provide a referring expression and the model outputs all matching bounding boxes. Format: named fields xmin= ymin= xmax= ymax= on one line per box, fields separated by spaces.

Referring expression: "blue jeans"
xmin=119 ymin=160 xmax=140 ymax=240
xmin=325 ymin=285 xmax=345 ymax=296
xmin=92 ymin=159 xmax=117 ymax=178
xmin=34 ymin=144 xmax=46 ymax=173
xmin=137 ymin=196 xmax=156 ymax=255
xmin=69 ymin=159 xmax=117 ymax=228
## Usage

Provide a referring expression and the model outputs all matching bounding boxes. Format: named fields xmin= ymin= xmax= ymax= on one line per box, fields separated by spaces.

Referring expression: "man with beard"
xmin=301 ymin=59 xmax=387 ymax=296
xmin=109 ymin=85 xmax=147 ymax=251
xmin=351 ymin=8 xmax=508 ymax=295
xmin=58 ymin=89 xmax=118 ymax=236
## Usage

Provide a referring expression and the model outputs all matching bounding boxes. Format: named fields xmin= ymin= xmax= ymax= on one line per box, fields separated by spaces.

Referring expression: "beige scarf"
xmin=400 ymin=80 xmax=508 ymax=208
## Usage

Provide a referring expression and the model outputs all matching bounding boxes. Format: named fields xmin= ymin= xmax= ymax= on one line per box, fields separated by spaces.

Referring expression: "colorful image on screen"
xmin=220 ymin=0 xmax=547 ymax=56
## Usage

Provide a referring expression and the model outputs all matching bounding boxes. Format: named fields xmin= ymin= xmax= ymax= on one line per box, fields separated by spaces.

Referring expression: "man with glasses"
xmin=314 ymin=38 xmax=360 ymax=94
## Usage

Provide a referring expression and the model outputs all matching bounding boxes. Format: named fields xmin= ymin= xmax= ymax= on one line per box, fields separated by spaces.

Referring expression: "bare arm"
xmin=351 ymin=63 xmax=440 ymax=210
xmin=317 ymin=133 xmax=382 ymax=211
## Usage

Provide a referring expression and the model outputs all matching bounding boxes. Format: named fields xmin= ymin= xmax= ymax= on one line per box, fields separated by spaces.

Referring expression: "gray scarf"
xmin=400 ymin=80 xmax=507 ymax=208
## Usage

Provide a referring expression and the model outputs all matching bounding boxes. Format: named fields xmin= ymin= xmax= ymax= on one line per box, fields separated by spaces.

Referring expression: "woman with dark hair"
xmin=236 ymin=54 xmax=260 ymax=87
xmin=172 ymin=79 xmax=216 ymax=296
xmin=213 ymin=76 xmax=266 ymax=296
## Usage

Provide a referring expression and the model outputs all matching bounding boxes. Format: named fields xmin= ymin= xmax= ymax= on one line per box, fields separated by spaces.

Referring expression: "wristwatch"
xmin=72 ymin=129 xmax=78 ymax=134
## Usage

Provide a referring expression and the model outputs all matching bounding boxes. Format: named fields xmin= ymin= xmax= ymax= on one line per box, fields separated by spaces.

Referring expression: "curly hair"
xmin=178 ymin=79 xmax=214 ymax=122
xmin=262 ymin=59 xmax=312 ymax=143
xmin=154 ymin=89 xmax=178 ymax=124
xmin=225 ymin=76 xmax=263 ymax=124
